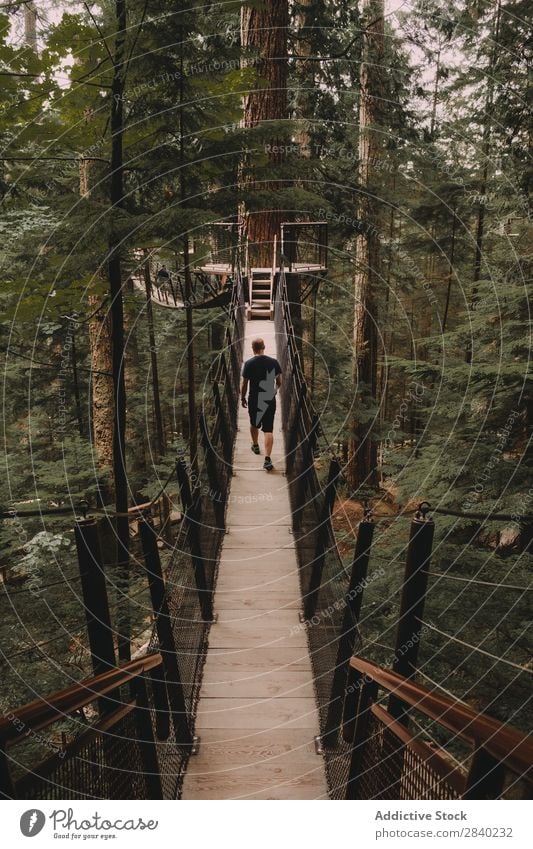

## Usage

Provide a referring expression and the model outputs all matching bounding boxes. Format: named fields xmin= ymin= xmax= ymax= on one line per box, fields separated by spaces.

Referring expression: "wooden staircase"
xmin=247 ymin=267 xmax=273 ymax=320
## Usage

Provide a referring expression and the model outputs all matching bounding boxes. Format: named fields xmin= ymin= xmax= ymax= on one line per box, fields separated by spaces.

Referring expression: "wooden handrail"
xmin=0 ymin=652 xmax=163 ymax=746
xmin=349 ymin=657 xmax=533 ymax=780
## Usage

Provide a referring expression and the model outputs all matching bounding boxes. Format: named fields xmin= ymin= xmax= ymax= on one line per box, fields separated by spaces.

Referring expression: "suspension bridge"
xmin=0 ymin=232 xmax=531 ymax=800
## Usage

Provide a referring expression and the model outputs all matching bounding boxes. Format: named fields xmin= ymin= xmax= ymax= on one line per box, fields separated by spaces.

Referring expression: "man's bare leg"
xmin=250 ymin=425 xmax=259 ymax=451
xmin=264 ymin=432 xmax=273 ymax=458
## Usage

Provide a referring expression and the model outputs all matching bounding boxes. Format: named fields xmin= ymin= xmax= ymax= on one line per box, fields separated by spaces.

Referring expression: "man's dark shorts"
xmin=248 ymin=399 xmax=276 ymax=433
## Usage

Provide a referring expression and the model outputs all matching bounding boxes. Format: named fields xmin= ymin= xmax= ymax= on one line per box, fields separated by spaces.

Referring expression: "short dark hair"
xmin=252 ymin=338 xmax=265 ymax=353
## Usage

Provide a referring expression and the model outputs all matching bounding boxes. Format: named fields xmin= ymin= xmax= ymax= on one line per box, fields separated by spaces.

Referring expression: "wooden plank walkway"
xmin=182 ymin=320 xmax=328 ymax=800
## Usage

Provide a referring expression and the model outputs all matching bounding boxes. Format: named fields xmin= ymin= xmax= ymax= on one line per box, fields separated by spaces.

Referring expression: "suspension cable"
xmin=426 ymin=571 xmax=533 ymax=592
xmin=419 ymin=620 xmax=532 ymax=675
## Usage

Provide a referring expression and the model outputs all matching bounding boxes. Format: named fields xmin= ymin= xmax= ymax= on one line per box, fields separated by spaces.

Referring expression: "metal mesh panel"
xmin=273 ymin=271 xmax=479 ymax=801
xmin=274 ymin=271 xmax=355 ymax=798
xmin=400 ymin=744 xmax=461 ymax=800
xmin=354 ymin=711 xmax=463 ymax=800
xmin=143 ymin=274 xmax=245 ymax=799
xmin=15 ymin=710 xmax=149 ymax=800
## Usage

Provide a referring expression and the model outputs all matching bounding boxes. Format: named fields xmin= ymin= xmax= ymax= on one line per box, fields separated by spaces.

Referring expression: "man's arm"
xmin=276 ymin=374 xmax=282 ymax=388
xmin=241 ymin=377 xmax=248 ymax=407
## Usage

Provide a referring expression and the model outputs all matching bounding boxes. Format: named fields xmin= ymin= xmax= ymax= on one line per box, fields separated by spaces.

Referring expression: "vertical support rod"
xmin=133 ymin=673 xmax=164 ymax=799
xmin=463 ymin=747 xmax=506 ymax=799
xmin=388 ymin=508 xmax=434 ymax=722
xmin=74 ymin=518 xmax=116 ymax=713
xmin=323 ymin=518 xmax=375 ymax=747
xmin=199 ymin=414 xmax=225 ymax=530
xmin=175 ymin=459 xmax=214 ymax=622
xmin=304 ymin=458 xmax=341 ymax=619
xmin=149 ymin=663 xmax=170 ymax=741
xmin=213 ymin=380 xmax=231 ymax=463
xmin=161 ymin=492 xmax=173 ymax=545
xmin=138 ymin=516 xmax=192 ymax=746
xmin=0 ymin=743 xmax=15 ymax=799
xmin=345 ymin=678 xmax=379 ymax=800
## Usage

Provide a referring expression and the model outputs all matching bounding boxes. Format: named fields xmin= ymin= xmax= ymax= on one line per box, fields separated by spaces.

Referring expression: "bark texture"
xmin=88 ymin=290 xmax=114 ymax=490
xmin=241 ymin=0 xmax=289 ymax=267
xmin=349 ymin=0 xmax=385 ymax=489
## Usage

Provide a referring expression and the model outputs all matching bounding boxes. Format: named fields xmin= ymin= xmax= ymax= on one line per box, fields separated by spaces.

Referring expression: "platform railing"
xmin=0 ymin=653 xmax=166 ymax=799
xmin=342 ymin=657 xmax=533 ymax=800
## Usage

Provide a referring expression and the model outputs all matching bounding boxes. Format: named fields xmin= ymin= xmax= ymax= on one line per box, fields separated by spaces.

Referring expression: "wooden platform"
xmin=182 ymin=320 xmax=328 ymax=800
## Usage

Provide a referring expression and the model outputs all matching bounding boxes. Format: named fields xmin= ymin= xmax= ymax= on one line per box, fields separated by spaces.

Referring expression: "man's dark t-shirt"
xmin=242 ymin=354 xmax=281 ymax=409
xmin=242 ymin=355 xmax=282 ymax=407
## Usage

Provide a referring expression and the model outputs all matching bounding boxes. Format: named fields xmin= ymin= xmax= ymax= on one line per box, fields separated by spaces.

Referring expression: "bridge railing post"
xmin=74 ymin=517 xmax=117 ymax=714
xmin=304 ymin=458 xmax=341 ymax=620
xmin=138 ymin=515 xmax=192 ymax=746
xmin=199 ymin=413 xmax=225 ymax=530
xmin=176 ymin=458 xmax=214 ymax=623
xmin=345 ymin=677 xmax=378 ymax=800
xmin=213 ymin=380 xmax=232 ymax=464
xmin=292 ymin=412 xmax=318 ymax=532
xmin=463 ymin=747 xmax=506 ymax=799
xmin=388 ymin=503 xmax=434 ymax=721
xmin=0 ymin=743 xmax=15 ymax=799
xmin=382 ymin=504 xmax=435 ymax=797
xmin=323 ymin=514 xmax=375 ymax=748
xmin=133 ymin=673 xmax=164 ymax=798
xmin=149 ymin=662 xmax=170 ymax=742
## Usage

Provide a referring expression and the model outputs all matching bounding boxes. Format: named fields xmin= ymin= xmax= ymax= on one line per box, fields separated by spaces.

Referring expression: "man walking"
xmin=241 ymin=338 xmax=282 ymax=471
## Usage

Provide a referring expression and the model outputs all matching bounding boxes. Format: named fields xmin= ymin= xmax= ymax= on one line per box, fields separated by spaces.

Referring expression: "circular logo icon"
xmin=20 ymin=810 xmax=46 ymax=837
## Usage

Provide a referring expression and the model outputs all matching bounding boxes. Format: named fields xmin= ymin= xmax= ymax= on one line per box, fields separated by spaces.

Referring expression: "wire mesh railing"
xmin=0 ymin=268 xmax=245 ymax=800
xmin=274 ymin=265 xmax=359 ymax=796
xmin=274 ymin=264 xmax=533 ymax=801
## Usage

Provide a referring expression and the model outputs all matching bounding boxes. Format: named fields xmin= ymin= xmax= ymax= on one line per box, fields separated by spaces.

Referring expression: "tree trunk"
xmin=143 ymin=257 xmax=165 ymax=461
xmin=178 ymin=31 xmax=199 ymax=479
xmin=466 ymin=0 xmax=502 ymax=362
xmin=88 ymin=294 xmax=114 ymax=494
xmin=124 ymin=277 xmax=148 ymax=480
xmin=108 ymin=0 xmax=130 ymax=661
xmin=294 ymin=0 xmax=316 ymax=389
xmin=24 ymin=2 xmax=38 ymax=53
xmin=241 ymin=0 xmax=289 ymax=267
xmin=349 ymin=0 xmax=385 ymax=490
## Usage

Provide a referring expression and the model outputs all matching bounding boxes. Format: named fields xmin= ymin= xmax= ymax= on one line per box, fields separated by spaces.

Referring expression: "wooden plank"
xmin=202 ymin=646 xmax=312 ymax=670
xmin=221 ymin=526 xmax=292 ymax=547
xmin=182 ymin=319 xmax=327 ymax=800
xmin=201 ymin=672 xmax=315 ymax=699
xmin=213 ymin=591 xmax=300 ymax=609
xmin=208 ymin=620 xmax=308 ymax=649
xmin=195 ymin=697 xmax=320 ymax=730
xmin=182 ymin=772 xmax=327 ymax=800
xmin=217 ymin=549 xmax=297 ymax=568
xmin=214 ymin=573 xmax=300 ymax=593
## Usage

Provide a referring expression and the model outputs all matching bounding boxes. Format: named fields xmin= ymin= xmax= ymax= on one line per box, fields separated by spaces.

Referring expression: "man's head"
xmin=252 ymin=338 xmax=265 ymax=354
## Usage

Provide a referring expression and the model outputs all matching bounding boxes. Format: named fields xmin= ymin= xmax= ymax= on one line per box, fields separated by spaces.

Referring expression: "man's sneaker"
xmin=251 ymin=443 xmax=260 ymax=455
xmin=263 ymin=456 xmax=274 ymax=471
